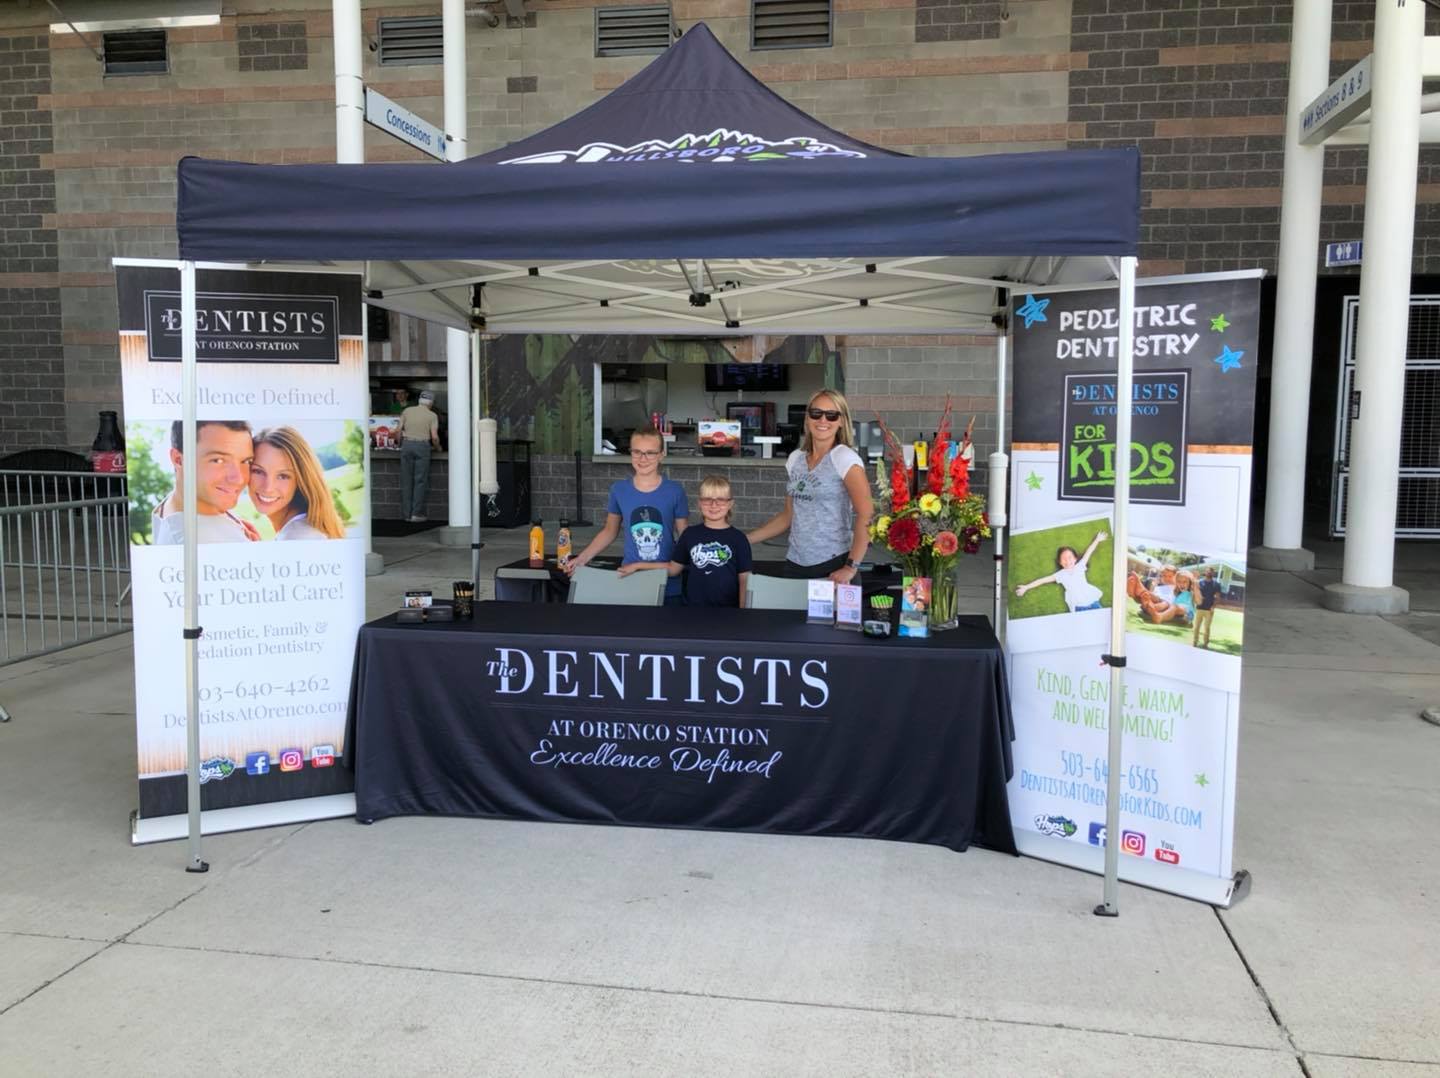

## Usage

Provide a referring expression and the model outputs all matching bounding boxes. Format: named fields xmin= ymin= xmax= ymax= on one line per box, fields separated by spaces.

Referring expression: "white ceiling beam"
xmin=877 ymin=268 xmax=1016 ymax=289
xmin=606 ymin=299 xmax=737 ymax=329
xmin=746 ymin=300 xmax=869 ymax=326
xmin=377 ymin=259 xmax=619 ymax=297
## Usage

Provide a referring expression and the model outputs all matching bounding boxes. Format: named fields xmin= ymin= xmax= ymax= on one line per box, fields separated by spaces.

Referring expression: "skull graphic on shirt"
xmin=630 ymin=505 xmax=665 ymax=561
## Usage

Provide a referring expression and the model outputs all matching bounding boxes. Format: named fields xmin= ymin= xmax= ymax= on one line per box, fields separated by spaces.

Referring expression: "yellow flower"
xmin=918 ymin=493 xmax=942 ymax=517
xmin=874 ymin=514 xmax=892 ymax=536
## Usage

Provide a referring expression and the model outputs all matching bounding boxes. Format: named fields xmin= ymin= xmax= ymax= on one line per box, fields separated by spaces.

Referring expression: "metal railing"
xmin=0 ymin=470 xmax=133 ymax=721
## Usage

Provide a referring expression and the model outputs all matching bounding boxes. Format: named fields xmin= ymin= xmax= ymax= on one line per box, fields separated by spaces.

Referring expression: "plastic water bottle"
xmin=556 ymin=519 xmax=572 ymax=568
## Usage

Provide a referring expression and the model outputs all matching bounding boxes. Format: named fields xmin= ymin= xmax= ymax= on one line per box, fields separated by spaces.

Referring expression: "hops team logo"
xmin=198 ymin=756 xmax=235 ymax=784
xmin=501 ymin=128 xmax=867 ymax=165
xmin=1034 ymin=814 xmax=1078 ymax=838
xmin=690 ymin=542 xmax=733 ymax=570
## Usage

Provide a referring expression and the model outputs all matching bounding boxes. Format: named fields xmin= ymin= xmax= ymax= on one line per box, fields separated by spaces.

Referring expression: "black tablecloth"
xmin=345 ymin=603 xmax=1016 ymax=854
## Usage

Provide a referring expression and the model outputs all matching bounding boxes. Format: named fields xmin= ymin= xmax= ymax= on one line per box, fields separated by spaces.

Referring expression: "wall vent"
xmin=595 ymin=5 xmax=673 ymax=57
xmin=751 ymin=0 xmax=832 ymax=50
xmin=378 ymin=16 xmax=444 ymax=66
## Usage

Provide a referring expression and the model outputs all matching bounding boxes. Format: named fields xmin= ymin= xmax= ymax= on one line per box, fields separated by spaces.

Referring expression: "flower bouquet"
xmin=869 ymin=398 xmax=991 ymax=630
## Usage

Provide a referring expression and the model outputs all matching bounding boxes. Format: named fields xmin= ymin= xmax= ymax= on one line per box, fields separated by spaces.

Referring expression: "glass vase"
xmin=928 ymin=563 xmax=960 ymax=631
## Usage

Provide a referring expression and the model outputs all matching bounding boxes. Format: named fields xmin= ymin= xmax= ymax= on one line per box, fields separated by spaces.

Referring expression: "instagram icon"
xmin=278 ymin=748 xmax=304 ymax=772
xmin=1120 ymin=830 xmax=1146 ymax=856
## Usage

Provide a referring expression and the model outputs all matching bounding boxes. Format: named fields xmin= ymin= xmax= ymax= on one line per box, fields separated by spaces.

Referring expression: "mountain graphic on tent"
xmin=482 ymin=23 xmax=897 ymax=167
xmin=500 ymin=128 xmax=868 ymax=166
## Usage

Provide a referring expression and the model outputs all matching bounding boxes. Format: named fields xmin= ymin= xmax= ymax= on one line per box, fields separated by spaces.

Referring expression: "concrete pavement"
xmin=0 ymin=526 xmax=1436 ymax=1076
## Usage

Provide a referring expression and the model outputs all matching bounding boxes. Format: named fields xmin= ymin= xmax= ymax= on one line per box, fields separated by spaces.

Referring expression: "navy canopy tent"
xmin=175 ymin=23 xmax=1137 ymax=336
xmin=167 ymin=22 xmax=1147 ymax=910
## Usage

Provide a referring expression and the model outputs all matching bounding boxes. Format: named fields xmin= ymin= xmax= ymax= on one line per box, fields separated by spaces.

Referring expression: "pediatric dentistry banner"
xmin=116 ymin=261 xmax=367 ymax=837
xmin=1005 ymin=272 xmax=1261 ymax=904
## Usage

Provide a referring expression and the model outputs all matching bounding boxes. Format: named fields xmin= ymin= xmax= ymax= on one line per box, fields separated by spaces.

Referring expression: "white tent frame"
xmin=173 ymin=247 xmax=1142 ymax=914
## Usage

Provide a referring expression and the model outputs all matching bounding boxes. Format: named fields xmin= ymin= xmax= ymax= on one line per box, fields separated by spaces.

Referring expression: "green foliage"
xmin=328 ymin=461 xmax=365 ymax=528
xmin=1132 ymin=544 xmax=1207 ymax=569
xmin=339 ymin=419 xmax=365 ymax=466
xmin=125 ymin=424 xmax=173 ymax=545
xmin=1007 ymin=518 xmax=1114 ymax=620
xmin=532 ymin=367 xmax=593 ymax=453
xmin=1127 ymin=603 xmax=1245 ymax=656
xmin=524 ymin=334 xmax=572 ymax=383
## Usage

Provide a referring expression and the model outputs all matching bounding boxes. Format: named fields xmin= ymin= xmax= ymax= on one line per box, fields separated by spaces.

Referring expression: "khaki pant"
xmin=1192 ymin=606 xmax=1215 ymax=647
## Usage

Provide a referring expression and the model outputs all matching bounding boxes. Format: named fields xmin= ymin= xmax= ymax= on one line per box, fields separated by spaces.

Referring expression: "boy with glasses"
xmin=623 ymin=474 xmax=752 ymax=607
xmin=566 ymin=427 xmax=689 ymax=604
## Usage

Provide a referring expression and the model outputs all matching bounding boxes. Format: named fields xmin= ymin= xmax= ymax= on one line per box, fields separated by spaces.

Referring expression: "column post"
xmin=440 ymin=0 xmax=473 ymax=547
xmin=1322 ymin=0 xmax=1422 ymax=615
xmin=1253 ymin=0 xmax=1332 ymax=571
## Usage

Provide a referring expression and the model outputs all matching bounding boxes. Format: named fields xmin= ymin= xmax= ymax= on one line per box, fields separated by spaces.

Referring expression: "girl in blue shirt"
xmin=565 ymin=427 xmax=689 ymax=603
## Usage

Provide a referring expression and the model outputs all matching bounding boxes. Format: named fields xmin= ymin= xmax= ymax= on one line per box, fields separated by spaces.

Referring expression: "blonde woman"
xmin=249 ymin=426 xmax=347 ymax=540
xmin=748 ymin=389 xmax=873 ymax=585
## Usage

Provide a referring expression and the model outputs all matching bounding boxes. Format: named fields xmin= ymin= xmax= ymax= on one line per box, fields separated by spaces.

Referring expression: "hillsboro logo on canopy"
xmin=500 ymin=128 xmax=868 ymax=165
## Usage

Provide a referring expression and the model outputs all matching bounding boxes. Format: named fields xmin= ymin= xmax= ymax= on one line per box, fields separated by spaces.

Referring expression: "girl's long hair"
xmin=255 ymin=426 xmax=346 ymax=539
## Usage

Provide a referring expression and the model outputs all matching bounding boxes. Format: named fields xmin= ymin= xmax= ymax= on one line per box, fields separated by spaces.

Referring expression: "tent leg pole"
xmin=471 ymin=329 xmax=483 ymax=588
xmin=1096 ymin=255 xmax=1136 ymax=917
xmin=992 ymin=334 xmax=1008 ymax=642
xmin=181 ymin=260 xmax=208 ymax=874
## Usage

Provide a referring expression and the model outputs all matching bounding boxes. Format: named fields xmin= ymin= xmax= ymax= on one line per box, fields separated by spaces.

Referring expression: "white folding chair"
xmin=745 ymin=573 xmax=811 ymax=610
xmin=567 ymin=565 xmax=667 ymax=606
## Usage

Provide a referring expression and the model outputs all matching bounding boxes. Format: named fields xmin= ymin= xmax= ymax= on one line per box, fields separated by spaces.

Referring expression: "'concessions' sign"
xmin=142 ymin=290 xmax=339 ymax=363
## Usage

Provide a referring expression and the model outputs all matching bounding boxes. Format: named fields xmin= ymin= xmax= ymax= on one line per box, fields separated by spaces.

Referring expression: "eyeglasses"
xmin=630 ymin=448 xmax=662 ymax=459
xmin=807 ymin=408 xmax=842 ymax=422
xmin=699 ymin=497 xmax=733 ymax=505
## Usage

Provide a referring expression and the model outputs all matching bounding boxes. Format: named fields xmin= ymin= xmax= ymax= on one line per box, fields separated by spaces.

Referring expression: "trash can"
xmin=481 ymin=439 xmax=532 ymax=528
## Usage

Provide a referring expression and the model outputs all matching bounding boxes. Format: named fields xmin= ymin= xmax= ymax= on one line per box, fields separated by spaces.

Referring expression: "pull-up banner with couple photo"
xmin=116 ymin=261 xmax=367 ymax=838
xmin=1005 ymin=271 xmax=1262 ymax=905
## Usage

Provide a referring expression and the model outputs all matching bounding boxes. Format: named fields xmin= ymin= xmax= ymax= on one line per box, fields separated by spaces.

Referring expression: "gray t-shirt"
xmin=785 ymin=444 xmax=864 ymax=567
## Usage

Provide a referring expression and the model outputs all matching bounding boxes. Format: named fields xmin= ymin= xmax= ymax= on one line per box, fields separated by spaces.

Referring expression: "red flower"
xmin=929 ymin=438 xmax=948 ymax=495
xmin=890 ymin=459 xmax=910 ymax=510
xmin=934 ymin=530 xmax=959 ymax=556
xmin=948 ymin=453 xmax=970 ymax=500
xmin=888 ymin=516 xmax=921 ymax=554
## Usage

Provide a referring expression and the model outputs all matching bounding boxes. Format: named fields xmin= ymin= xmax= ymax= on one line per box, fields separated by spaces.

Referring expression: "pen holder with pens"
xmin=453 ymin=580 xmax=475 ymax=620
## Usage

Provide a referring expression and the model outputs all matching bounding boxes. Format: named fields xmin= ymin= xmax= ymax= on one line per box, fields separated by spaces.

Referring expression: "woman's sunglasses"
xmin=807 ymin=408 xmax=842 ymax=422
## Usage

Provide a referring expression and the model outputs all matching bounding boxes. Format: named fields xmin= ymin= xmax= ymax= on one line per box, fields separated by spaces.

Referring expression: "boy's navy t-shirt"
xmin=607 ymin=477 xmax=689 ymax=597
xmin=673 ymin=524 xmax=752 ymax=607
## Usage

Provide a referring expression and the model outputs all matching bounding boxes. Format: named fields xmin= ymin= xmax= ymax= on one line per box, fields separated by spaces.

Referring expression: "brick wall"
xmin=237 ymin=22 xmax=309 ymax=73
xmin=1069 ymin=0 xmax=1440 ymax=276
xmin=5 ymin=0 xmax=1078 ymax=456
xmin=12 ymin=0 xmax=1440 ymax=510
xmin=840 ymin=335 xmax=1002 ymax=496
xmin=0 ymin=30 xmax=62 ymax=454
xmin=372 ymin=454 xmax=451 ymax=522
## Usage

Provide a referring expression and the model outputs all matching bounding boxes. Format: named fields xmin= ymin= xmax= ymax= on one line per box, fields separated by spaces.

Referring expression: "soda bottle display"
xmin=91 ymin=411 xmax=126 ymax=473
xmin=528 ymin=519 xmax=544 ymax=566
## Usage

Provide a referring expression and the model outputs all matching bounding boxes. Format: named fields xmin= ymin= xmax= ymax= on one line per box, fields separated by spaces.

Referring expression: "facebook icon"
xmin=245 ymin=751 xmax=271 ymax=776
xmin=1088 ymin=822 xmax=1107 ymax=847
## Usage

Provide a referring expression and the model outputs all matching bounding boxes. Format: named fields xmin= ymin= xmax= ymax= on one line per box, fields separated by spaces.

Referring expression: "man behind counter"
xmin=398 ymin=390 xmax=441 ymax=523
